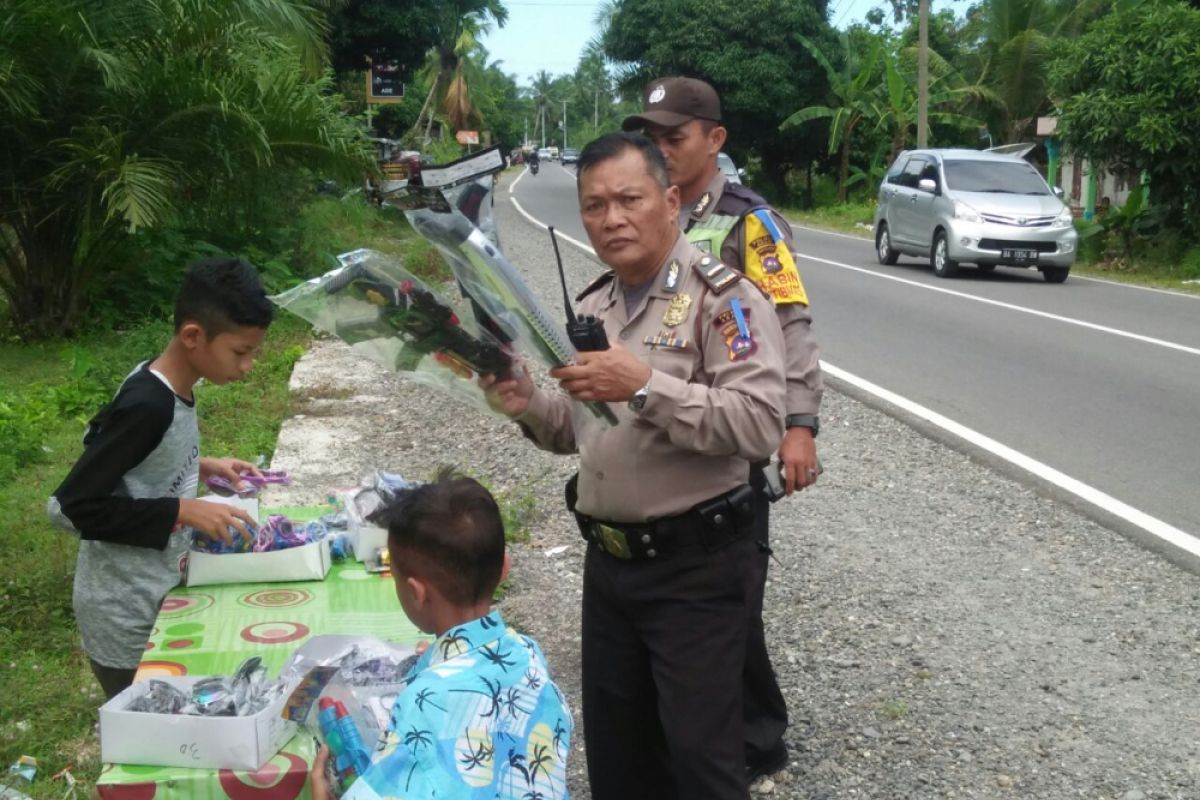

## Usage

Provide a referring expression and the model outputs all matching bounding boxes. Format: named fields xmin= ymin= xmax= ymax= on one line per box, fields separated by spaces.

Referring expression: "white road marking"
xmin=794 ymin=252 xmax=1200 ymax=357
xmin=510 ymin=192 xmax=1200 ymax=555
xmin=788 ymin=222 xmax=873 ymax=242
xmin=824 ymin=361 xmax=1200 ymax=556
xmin=510 ymin=196 xmax=596 ymax=255
xmin=787 ymin=219 xmax=1200 ymax=300
xmin=1069 ymin=273 xmax=1200 ymax=299
xmin=508 ymin=166 xmax=528 ymax=194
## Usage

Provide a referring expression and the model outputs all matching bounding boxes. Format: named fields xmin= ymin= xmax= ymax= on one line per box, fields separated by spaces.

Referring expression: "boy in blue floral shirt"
xmin=313 ymin=471 xmax=572 ymax=800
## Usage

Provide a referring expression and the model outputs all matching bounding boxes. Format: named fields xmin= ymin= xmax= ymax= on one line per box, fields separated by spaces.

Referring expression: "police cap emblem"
xmin=649 ymin=84 xmax=666 ymax=104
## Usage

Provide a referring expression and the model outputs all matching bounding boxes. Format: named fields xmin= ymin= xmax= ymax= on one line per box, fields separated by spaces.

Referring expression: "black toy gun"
xmin=325 ymin=264 xmax=512 ymax=378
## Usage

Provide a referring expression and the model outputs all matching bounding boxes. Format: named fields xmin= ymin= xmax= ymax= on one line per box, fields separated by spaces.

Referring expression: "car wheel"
xmin=1042 ymin=266 xmax=1069 ymax=283
xmin=876 ymin=224 xmax=899 ymax=265
xmin=931 ymin=231 xmax=959 ymax=278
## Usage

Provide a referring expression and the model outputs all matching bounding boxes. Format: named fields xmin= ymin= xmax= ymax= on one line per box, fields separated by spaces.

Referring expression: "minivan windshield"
xmin=943 ymin=160 xmax=1049 ymax=195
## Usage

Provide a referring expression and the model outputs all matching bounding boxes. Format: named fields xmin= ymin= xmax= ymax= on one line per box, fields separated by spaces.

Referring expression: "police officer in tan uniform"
xmin=624 ymin=76 xmax=824 ymax=781
xmin=484 ymin=132 xmax=785 ymax=800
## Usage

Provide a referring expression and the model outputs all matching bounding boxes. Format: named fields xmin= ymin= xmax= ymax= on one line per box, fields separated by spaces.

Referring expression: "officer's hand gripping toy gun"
xmin=549 ymin=226 xmax=609 ymax=353
xmin=318 ymin=697 xmax=372 ymax=795
xmin=324 ymin=262 xmax=512 ymax=378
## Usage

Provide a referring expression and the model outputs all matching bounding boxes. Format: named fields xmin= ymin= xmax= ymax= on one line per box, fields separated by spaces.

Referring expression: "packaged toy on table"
xmin=100 ymin=656 xmax=298 ymax=770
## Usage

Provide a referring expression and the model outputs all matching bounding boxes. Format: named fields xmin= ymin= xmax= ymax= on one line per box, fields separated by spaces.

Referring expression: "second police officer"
xmin=624 ymin=76 xmax=825 ymax=782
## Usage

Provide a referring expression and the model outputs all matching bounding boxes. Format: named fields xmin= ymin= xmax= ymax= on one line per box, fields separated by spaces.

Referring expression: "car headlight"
xmin=953 ymin=202 xmax=982 ymax=224
xmin=1052 ymin=207 xmax=1074 ymax=228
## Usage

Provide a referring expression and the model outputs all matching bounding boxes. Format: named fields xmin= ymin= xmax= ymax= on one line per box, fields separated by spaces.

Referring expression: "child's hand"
xmin=178 ymin=498 xmax=255 ymax=546
xmin=311 ymin=745 xmax=335 ymax=800
xmin=200 ymin=457 xmax=262 ymax=491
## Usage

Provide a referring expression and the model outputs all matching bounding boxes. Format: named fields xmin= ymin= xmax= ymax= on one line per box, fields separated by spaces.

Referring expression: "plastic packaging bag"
xmin=126 ymin=657 xmax=284 ymax=717
xmin=205 ymin=469 xmax=291 ymax=498
xmin=271 ymin=251 xmax=515 ymax=417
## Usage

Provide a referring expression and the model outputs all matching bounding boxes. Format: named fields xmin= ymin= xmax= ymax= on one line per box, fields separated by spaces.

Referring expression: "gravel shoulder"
xmin=268 ymin=173 xmax=1200 ymax=800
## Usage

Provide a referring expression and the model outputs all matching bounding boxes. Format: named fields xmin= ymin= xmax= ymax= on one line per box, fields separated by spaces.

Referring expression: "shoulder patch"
xmin=575 ymin=271 xmax=616 ymax=303
xmin=692 ymin=258 xmax=742 ymax=295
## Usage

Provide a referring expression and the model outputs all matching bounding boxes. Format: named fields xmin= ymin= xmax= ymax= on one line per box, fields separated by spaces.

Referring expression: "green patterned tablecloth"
xmin=96 ymin=507 xmax=420 ymax=800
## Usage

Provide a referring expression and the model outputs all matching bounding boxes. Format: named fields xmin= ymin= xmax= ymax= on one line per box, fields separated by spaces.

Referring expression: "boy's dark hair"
xmin=576 ymin=132 xmax=670 ymax=190
xmin=369 ymin=469 xmax=506 ymax=605
xmin=175 ymin=257 xmax=274 ymax=335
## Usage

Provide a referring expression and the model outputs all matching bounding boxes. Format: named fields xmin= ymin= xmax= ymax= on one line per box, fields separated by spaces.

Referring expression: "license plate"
xmin=1002 ymin=248 xmax=1039 ymax=262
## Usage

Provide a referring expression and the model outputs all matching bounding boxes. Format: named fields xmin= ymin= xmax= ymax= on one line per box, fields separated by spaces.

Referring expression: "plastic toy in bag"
xmin=205 ymin=469 xmax=291 ymax=498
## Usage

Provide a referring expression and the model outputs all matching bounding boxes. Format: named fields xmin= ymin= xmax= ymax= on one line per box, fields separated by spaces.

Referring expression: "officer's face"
xmin=644 ymin=120 xmax=726 ymax=194
xmin=579 ymin=148 xmax=680 ymax=280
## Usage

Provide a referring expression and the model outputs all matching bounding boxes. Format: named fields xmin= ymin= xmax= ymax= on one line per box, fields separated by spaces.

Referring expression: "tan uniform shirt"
xmin=518 ymin=233 xmax=785 ymax=523
xmin=681 ymin=171 xmax=824 ymax=417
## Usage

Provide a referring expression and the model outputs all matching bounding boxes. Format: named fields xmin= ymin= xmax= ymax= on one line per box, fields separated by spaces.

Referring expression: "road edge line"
xmin=823 ymin=361 xmax=1200 ymax=570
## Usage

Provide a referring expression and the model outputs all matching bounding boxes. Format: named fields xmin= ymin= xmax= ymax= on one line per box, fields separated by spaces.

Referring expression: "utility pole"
xmin=594 ymin=87 xmax=599 ymax=128
xmin=561 ymin=99 xmax=569 ymax=150
xmin=918 ymin=0 xmax=929 ymax=148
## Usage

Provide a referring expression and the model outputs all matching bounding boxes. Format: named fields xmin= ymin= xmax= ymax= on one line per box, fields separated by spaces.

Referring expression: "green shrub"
xmin=0 ymin=392 xmax=55 ymax=479
xmin=1178 ymin=245 xmax=1200 ymax=281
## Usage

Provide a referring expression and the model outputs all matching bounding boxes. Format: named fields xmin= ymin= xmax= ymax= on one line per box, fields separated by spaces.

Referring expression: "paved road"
xmin=508 ymin=162 xmax=1200 ymax=561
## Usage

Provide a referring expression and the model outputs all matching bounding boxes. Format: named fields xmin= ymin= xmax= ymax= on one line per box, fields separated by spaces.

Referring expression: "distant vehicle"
xmin=717 ymin=152 xmax=745 ymax=185
xmin=561 ymin=148 xmax=579 ymax=165
xmin=873 ymin=148 xmax=1077 ymax=283
xmin=537 ymin=147 xmax=553 ymax=162
xmin=548 ymin=146 xmax=560 ymax=160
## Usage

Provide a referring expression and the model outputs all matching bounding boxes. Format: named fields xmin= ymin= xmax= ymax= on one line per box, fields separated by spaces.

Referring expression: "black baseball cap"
xmin=621 ymin=77 xmax=722 ymax=131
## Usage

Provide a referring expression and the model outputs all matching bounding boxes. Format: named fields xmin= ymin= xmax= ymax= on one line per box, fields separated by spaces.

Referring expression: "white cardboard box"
xmin=100 ymin=676 xmax=297 ymax=770
xmin=341 ymin=490 xmax=388 ymax=563
xmin=185 ymin=538 xmax=331 ymax=587
xmin=350 ymin=521 xmax=388 ymax=563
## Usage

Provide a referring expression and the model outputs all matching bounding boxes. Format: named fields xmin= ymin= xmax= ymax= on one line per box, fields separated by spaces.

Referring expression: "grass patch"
xmin=778 ymin=201 xmax=877 ymax=238
xmin=880 ymin=699 xmax=910 ymax=721
xmin=0 ymin=315 xmax=311 ymax=797
xmin=0 ymin=194 xmax=441 ymax=797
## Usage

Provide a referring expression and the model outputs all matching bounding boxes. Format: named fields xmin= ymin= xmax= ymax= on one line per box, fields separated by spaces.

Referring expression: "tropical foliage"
xmin=0 ymin=0 xmax=374 ymax=338
xmin=1049 ymin=0 xmax=1200 ymax=235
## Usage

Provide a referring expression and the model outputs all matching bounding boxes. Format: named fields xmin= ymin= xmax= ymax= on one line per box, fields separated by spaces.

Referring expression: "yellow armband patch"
xmin=744 ymin=210 xmax=809 ymax=306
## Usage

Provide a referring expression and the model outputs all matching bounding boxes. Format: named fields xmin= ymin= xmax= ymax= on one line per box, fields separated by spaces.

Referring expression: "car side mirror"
xmin=918 ymin=178 xmax=937 ymax=193
xmin=1052 ymin=186 xmax=1064 ymax=199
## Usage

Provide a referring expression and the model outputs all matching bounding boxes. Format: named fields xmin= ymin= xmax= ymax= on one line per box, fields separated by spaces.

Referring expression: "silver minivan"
xmin=873 ymin=149 xmax=1077 ymax=283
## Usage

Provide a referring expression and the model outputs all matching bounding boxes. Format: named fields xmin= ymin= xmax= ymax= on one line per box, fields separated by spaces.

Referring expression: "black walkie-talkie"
xmin=549 ymin=226 xmax=609 ymax=351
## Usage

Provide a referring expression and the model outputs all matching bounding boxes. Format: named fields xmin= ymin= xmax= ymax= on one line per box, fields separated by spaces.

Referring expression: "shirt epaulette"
xmin=716 ymin=181 xmax=769 ymax=214
xmin=575 ymin=271 xmax=616 ymax=303
xmin=692 ymin=256 xmax=742 ymax=295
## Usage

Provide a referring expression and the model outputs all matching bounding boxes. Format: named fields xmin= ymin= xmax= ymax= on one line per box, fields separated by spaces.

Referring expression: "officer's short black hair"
xmin=370 ymin=469 xmax=506 ymax=606
xmin=576 ymin=132 xmax=670 ymax=190
xmin=174 ymin=257 xmax=274 ymax=336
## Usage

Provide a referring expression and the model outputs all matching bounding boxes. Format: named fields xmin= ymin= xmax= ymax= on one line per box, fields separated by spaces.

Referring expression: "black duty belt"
xmin=565 ymin=476 xmax=756 ymax=561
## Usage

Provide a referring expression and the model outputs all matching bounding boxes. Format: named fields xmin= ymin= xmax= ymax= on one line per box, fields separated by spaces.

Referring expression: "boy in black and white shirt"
xmin=48 ymin=258 xmax=274 ymax=699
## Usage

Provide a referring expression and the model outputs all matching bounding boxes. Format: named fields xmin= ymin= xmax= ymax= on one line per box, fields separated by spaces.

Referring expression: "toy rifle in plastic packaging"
xmin=324 ymin=262 xmax=512 ymax=378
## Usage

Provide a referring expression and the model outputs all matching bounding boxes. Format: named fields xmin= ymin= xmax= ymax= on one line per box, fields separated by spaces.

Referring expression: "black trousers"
xmin=582 ymin=536 xmax=756 ymax=800
xmin=743 ymin=467 xmax=790 ymax=764
xmin=90 ymin=659 xmax=137 ymax=701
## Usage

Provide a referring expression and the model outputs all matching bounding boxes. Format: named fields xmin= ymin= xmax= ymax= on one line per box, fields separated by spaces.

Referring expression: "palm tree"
xmin=966 ymin=0 xmax=1107 ymax=142
xmin=409 ymin=0 xmax=508 ymax=145
xmin=0 ymin=0 xmax=373 ymax=337
xmin=781 ymin=35 xmax=884 ymax=202
xmin=526 ymin=70 xmax=555 ymax=147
